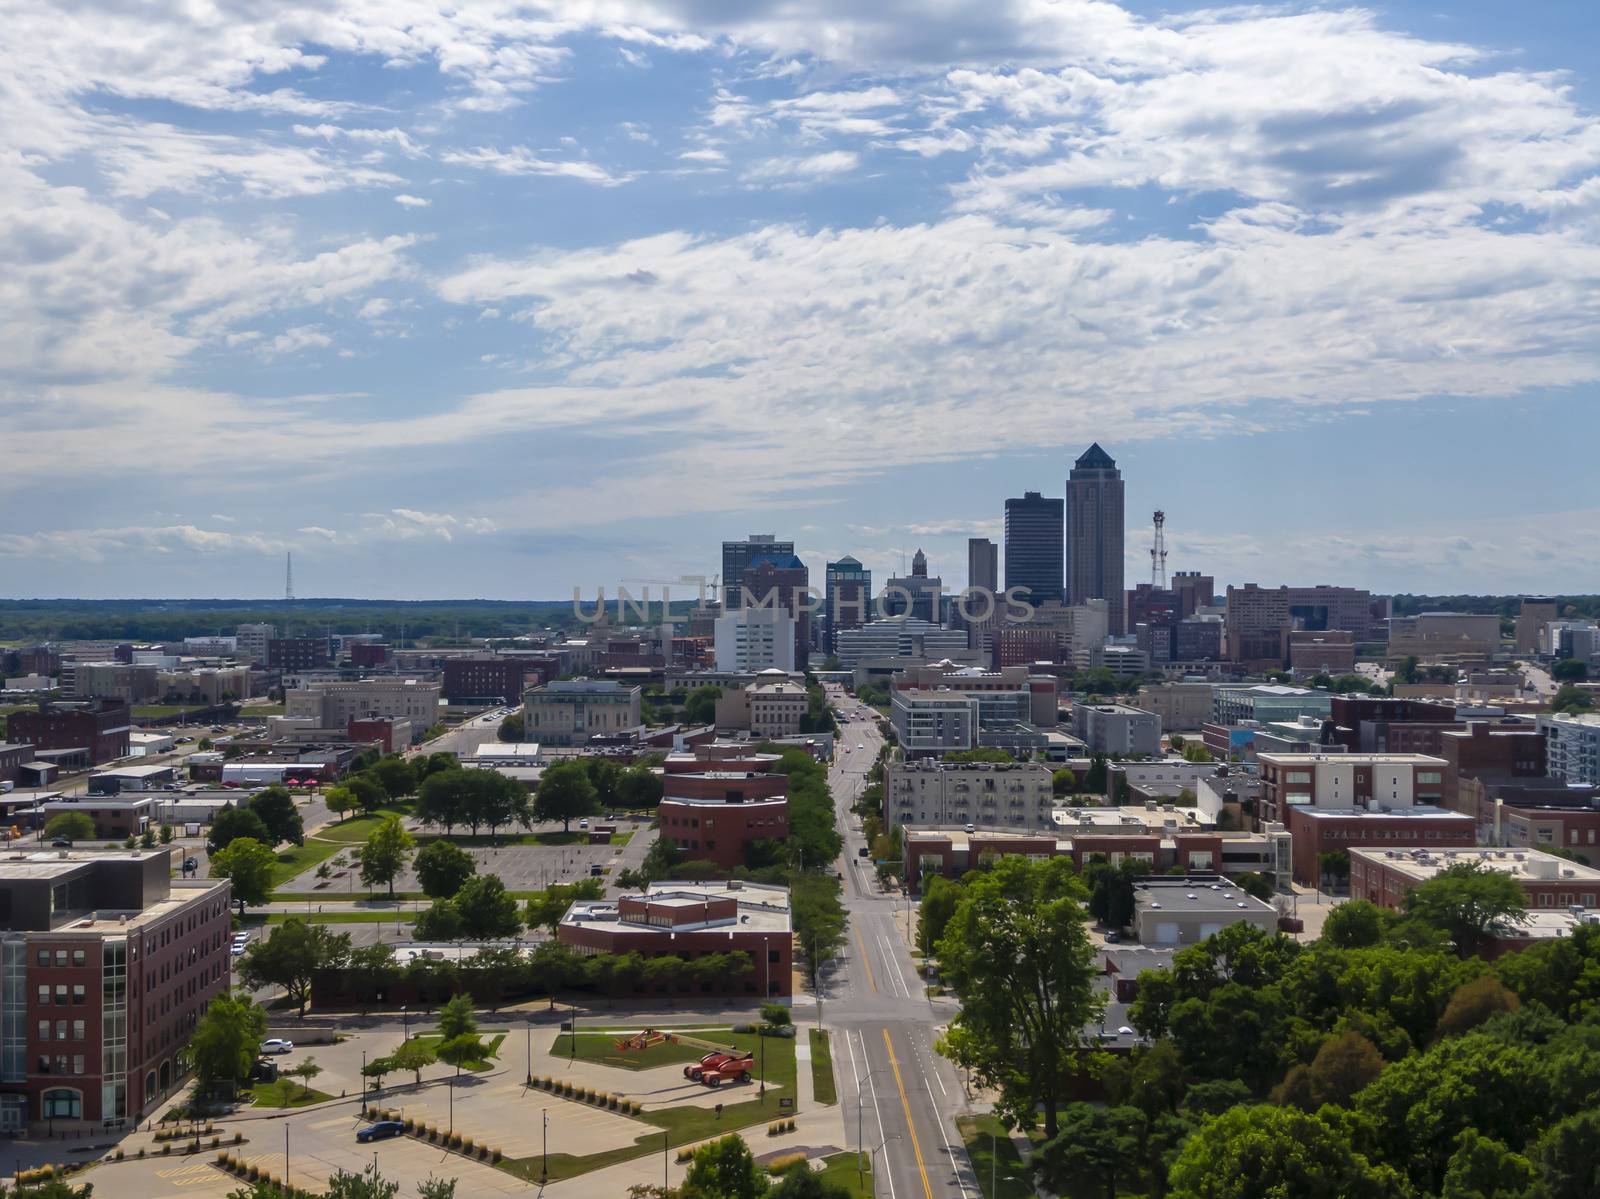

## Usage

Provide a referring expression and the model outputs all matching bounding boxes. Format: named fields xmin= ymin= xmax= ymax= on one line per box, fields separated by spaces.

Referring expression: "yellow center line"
xmin=854 ymin=926 xmax=878 ymax=994
xmin=884 ymin=1026 xmax=934 ymax=1199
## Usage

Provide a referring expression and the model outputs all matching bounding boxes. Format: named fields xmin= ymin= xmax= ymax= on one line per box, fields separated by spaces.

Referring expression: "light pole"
xmin=360 ymin=1049 xmax=367 ymax=1114
xmin=284 ymin=1123 xmax=289 ymax=1188
xmin=401 ymin=1006 xmax=409 ymax=1042
xmin=867 ymin=1135 xmax=897 ymax=1188
xmin=541 ymin=1109 xmax=549 ymax=1183
xmin=526 ymin=1017 xmax=533 ymax=1085
xmin=569 ymin=1008 xmax=578 ymax=1062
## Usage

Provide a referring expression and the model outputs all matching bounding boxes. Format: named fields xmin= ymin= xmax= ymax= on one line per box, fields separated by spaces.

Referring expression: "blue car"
xmin=356 ymin=1120 xmax=404 ymax=1144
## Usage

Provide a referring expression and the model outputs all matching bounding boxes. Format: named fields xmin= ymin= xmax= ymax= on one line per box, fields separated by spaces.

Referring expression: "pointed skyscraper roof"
xmin=1074 ymin=442 xmax=1116 ymax=470
xmin=912 ymin=548 xmax=928 ymax=577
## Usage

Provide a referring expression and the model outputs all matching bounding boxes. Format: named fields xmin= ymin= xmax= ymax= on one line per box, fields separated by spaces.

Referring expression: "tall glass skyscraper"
xmin=823 ymin=555 xmax=871 ymax=652
xmin=1066 ymin=443 xmax=1126 ymax=633
xmin=1003 ymin=491 xmax=1064 ymax=607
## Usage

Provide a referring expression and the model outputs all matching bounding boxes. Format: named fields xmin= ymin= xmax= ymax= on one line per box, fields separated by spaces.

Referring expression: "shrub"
xmin=137 ymin=1148 xmax=146 ymax=1159
xmin=732 ymin=1022 xmax=754 ymax=1034
xmin=491 ymin=1148 xmax=503 ymax=1163
xmin=163 ymin=1144 xmax=172 ymax=1155
xmin=211 ymin=1135 xmax=220 ymax=1148
xmin=234 ymin=1132 xmax=244 ymax=1144
xmin=766 ymin=1151 xmax=807 ymax=1173
xmin=676 ymin=1146 xmax=695 ymax=1163
xmin=402 ymin=1117 xmax=414 ymax=1132
xmin=114 ymin=1149 xmax=124 ymax=1161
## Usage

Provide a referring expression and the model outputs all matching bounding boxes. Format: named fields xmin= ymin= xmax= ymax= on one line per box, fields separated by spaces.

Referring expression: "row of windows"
xmin=36 ymin=985 xmax=86 ymax=1006
xmin=34 ymin=949 xmax=87 ymax=969
xmin=35 ymin=1055 xmax=86 ymax=1076
xmin=37 ymin=1020 xmax=86 ymax=1042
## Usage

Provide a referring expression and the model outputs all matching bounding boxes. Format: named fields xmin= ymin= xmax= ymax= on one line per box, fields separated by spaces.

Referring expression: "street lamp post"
xmin=401 ymin=1006 xmax=409 ymax=1041
xmin=360 ymin=1049 xmax=367 ymax=1114
xmin=525 ymin=1018 xmax=533 ymax=1085
xmin=867 ymin=1136 xmax=898 ymax=1188
xmin=541 ymin=1109 xmax=549 ymax=1183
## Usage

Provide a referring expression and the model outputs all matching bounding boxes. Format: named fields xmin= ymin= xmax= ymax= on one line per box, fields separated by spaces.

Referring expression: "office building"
xmin=8 ymin=701 xmax=131 ymax=767
xmin=1350 ymin=847 xmax=1600 ymax=912
xmin=72 ymin=663 xmax=159 ymax=704
xmin=1288 ymin=631 xmax=1356 ymax=675
xmin=1385 ymin=613 xmax=1501 ymax=666
xmin=285 ymin=679 xmax=441 ymax=741
xmin=834 ymin=618 xmax=967 ymax=668
xmin=658 ymin=767 xmax=788 ymax=870
xmin=1004 ymin=491 xmax=1064 ymax=608
xmin=1135 ymin=683 xmax=1215 ymax=732
xmin=1224 ymin=584 xmax=1378 ymax=669
xmin=1285 ymin=805 xmax=1475 ymax=885
xmin=714 ymin=608 xmax=797 ymax=673
xmin=721 ymin=534 xmax=794 ymax=611
xmin=1065 ymin=444 xmax=1125 ymax=634
xmin=739 ymin=552 xmax=810 ymax=668
xmin=823 ymin=556 xmax=871 ymax=654
xmin=1170 ymin=572 xmax=1215 ymax=616
xmin=1516 ymin=599 xmax=1559 ymax=656
xmin=1327 ymin=696 xmax=1459 ymax=754
xmin=558 ymin=881 xmax=791 ymax=997
xmin=881 ymin=549 xmax=942 ymax=625
xmin=234 ymin=624 xmax=276 ymax=666
xmin=1213 ymin=684 xmax=1332 ymax=726
xmin=266 ymin=638 xmax=333 ymax=671
xmin=1542 ymin=712 xmax=1600 ymax=786
xmin=441 ymin=657 xmax=526 ymax=706
xmin=523 ymin=680 xmax=642 ymax=747
xmin=960 ymin=538 xmax=1001 ymax=652
xmin=0 ymin=852 xmax=231 ymax=1133
xmin=1071 ymin=703 xmax=1161 ymax=756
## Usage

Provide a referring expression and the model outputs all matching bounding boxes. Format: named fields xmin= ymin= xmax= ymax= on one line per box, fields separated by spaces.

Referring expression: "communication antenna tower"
xmin=1150 ymin=511 xmax=1167 ymax=588
xmin=285 ymin=552 xmax=295 ymax=602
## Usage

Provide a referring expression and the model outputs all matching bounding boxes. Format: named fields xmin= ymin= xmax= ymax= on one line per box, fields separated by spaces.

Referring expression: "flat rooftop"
xmin=562 ymin=880 xmax=791 ymax=934
xmin=92 ymin=764 xmax=175 ymax=778
xmin=1289 ymin=805 xmax=1471 ymax=821
xmin=52 ymin=879 xmax=227 ymax=933
xmin=904 ymin=829 xmax=1066 ymax=853
xmin=0 ymin=848 xmax=172 ymax=881
xmin=1352 ymin=846 xmax=1600 ymax=884
xmin=1257 ymin=752 xmax=1447 ymax=765
xmin=1134 ymin=877 xmax=1278 ymax=915
xmin=471 ymin=743 xmax=543 ymax=757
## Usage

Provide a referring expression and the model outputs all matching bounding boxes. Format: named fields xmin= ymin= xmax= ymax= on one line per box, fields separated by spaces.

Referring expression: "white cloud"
xmin=393 ymin=193 xmax=431 ymax=207
xmin=743 ymin=150 xmax=859 ymax=182
xmin=261 ymin=326 xmax=333 ymax=358
xmin=0 ymin=524 xmax=288 ymax=563
xmin=440 ymin=146 xmax=634 ymax=186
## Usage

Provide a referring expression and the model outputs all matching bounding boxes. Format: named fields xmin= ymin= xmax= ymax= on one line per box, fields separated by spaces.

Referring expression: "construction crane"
xmin=1150 ymin=511 xmax=1167 ymax=588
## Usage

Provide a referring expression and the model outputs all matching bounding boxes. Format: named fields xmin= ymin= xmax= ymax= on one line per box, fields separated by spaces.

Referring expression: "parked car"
xmin=356 ymin=1120 xmax=403 ymax=1143
xmin=1105 ymin=931 xmax=1121 ymax=944
xmin=578 ymin=818 xmax=589 ymax=830
xmin=963 ymin=823 xmax=975 ymax=834
xmin=183 ymin=857 xmax=199 ymax=871
xmin=260 ymin=1038 xmax=294 ymax=1055
xmin=51 ymin=838 xmax=73 ymax=848
xmin=858 ymin=846 xmax=870 ymax=857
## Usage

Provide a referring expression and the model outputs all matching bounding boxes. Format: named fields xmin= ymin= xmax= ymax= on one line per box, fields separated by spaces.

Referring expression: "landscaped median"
xmin=497 ymin=1026 xmax=800 ymax=1184
xmin=809 ymin=1029 xmax=837 ymax=1104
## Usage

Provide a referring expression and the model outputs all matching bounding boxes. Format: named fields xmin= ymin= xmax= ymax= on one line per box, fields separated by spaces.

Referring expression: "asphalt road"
xmin=821 ymin=691 xmax=979 ymax=1199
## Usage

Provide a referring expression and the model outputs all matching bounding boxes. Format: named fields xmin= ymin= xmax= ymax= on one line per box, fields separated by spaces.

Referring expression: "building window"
xmin=37 ymin=1021 xmax=49 ymax=1042
xmin=54 ymin=951 xmax=67 ymax=968
xmin=35 ymin=952 xmax=48 ymax=968
xmin=73 ymin=1021 xmax=84 ymax=1041
xmin=72 ymin=950 xmax=84 ymax=968
xmin=41 ymin=1089 xmax=80 ymax=1120
xmin=54 ymin=986 xmax=67 ymax=1006
xmin=72 ymin=985 xmax=85 ymax=1005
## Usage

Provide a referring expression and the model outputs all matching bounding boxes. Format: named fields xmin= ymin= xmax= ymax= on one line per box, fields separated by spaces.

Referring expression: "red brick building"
xmin=1285 ymin=805 xmax=1475 ymax=885
xmin=349 ymin=643 xmax=389 ymax=668
xmin=0 ymin=852 xmax=231 ymax=1134
xmin=1439 ymin=723 xmax=1548 ymax=809
xmin=347 ymin=717 xmax=411 ymax=755
xmin=1326 ymin=697 xmax=1457 ymax=753
xmin=1350 ymin=846 xmax=1600 ymax=912
xmin=659 ymin=771 xmax=788 ymax=870
xmin=266 ymin=638 xmax=332 ymax=671
xmin=442 ymin=657 xmax=526 ymax=705
xmin=557 ymin=880 xmax=791 ymax=997
xmin=8 ymin=701 xmax=131 ymax=767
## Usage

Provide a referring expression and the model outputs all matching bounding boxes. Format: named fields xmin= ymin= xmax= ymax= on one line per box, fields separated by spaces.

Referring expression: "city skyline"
xmin=5 ymin=0 xmax=1600 ymax=599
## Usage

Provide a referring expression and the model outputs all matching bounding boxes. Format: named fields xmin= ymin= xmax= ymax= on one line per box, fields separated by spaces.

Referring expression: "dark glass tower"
xmin=1004 ymin=491 xmax=1064 ymax=607
xmin=1066 ymin=443 xmax=1126 ymax=633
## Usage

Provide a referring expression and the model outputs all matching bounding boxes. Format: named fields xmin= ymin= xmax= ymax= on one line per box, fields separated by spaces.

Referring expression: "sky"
xmin=3 ymin=0 xmax=1599 ymax=601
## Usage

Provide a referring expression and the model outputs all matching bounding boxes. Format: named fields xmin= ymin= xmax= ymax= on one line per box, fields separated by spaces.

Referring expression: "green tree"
xmin=415 ymin=769 xmax=472 ymax=834
xmin=615 ymin=765 xmax=664 ymax=809
xmin=417 ymin=751 xmax=460 ymax=781
xmin=498 ymin=711 xmax=525 ymax=742
xmin=452 ymin=873 xmax=522 ymax=939
xmin=359 ymin=814 xmax=414 ymax=898
xmin=1436 ymin=975 xmax=1520 ymax=1038
xmin=792 ymin=874 xmax=848 ymax=991
xmin=1550 ymin=658 xmax=1587 ymax=683
xmin=1083 ymin=856 xmax=1141 ymax=929
xmin=582 ymin=757 xmax=622 ymax=810
xmin=413 ymin=899 xmax=466 ymax=941
xmin=369 ymin=756 xmax=418 ymax=799
xmin=680 ymin=1134 xmax=765 ymax=1199
xmin=43 ymin=812 xmax=95 ymax=841
xmin=324 ymin=784 xmax=357 ymax=822
xmin=640 ymin=833 xmax=678 ymax=882
xmin=1395 ymin=655 xmax=1421 ymax=684
xmin=1182 ymin=742 xmax=1214 ymax=763
xmin=1439 ymin=1130 xmax=1534 ymax=1199
xmin=1083 ymin=753 xmax=1109 ymax=794
xmin=682 ymin=685 xmax=722 ymax=725
xmin=414 ymin=839 xmax=476 ymax=898
xmin=389 ymin=1038 xmax=437 ymax=1087
xmin=1275 ymin=1031 xmax=1384 ymax=1109
xmin=1233 ymin=872 xmax=1273 ymax=901
xmin=209 ymin=837 xmax=276 ymax=909
xmin=1166 ymin=1104 xmax=1406 ymax=1199
xmin=936 ymin=856 xmax=1101 ymax=1139
xmin=461 ymin=769 xmax=531 ymax=839
xmin=768 ymin=1162 xmax=851 ymax=1199
xmin=208 ymin=805 xmax=272 ymax=852
xmin=1317 ymin=850 xmax=1350 ymax=889
xmin=342 ymin=773 xmax=388 ymax=814
xmin=1323 ymin=899 xmax=1387 ymax=948
xmin=1530 ymin=1108 xmax=1600 ymax=1199
xmin=1051 ymin=767 xmax=1077 ymax=795
xmin=326 ymin=1164 xmax=400 ymax=1199
xmin=918 ymin=875 xmax=965 ymax=954
xmin=238 ymin=918 xmax=352 ymax=1014
xmin=416 ymin=1178 xmax=458 ymax=1199
xmin=1551 ymin=684 xmax=1593 ymax=714
xmin=524 ymin=878 xmax=605 ymax=934
xmin=1034 ymin=1104 xmax=1146 ymax=1199
xmin=190 ymin=992 xmax=268 ymax=1092
xmin=246 ymin=785 xmax=303 ymax=846
xmin=438 ymin=992 xmax=478 ymax=1042
xmin=534 ymin=760 xmax=599 ymax=832
xmin=436 ymin=1032 xmax=488 ymax=1076
xmin=288 ymin=1055 xmax=324 ymax=1100
xmin=1403 ymin=861 xmax=1528 ymax=957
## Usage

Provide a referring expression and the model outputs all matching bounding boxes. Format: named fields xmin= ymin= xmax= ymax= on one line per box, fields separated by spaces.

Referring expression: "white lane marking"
xmin=876 ymin=929 xmax=912 ymax=1000
xmin=852 ymin=1027 xmax=897 ymax=1199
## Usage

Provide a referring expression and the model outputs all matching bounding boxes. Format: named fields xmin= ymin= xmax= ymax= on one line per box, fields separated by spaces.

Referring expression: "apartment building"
xmin=1385 ymin=613 xmax=1501 ymax=666
xmin=0 ymin=852 xmax=232 ymax=1133
xmin=713 ymin=608 xmax=797 ymax=673
xmin=884 ymin=758 xmax=1055 ymax=833
xmin=234 ymin=624 xmax=276 ymax=666
xmin=441 ymin=658 xmax=525 ymax=706
xmin=1542 ymin=712 xmax=1600 ymax=786
xmin=1256 ymin=752 xmax=1448 ymax=823
xmin=891 ymin=690 xmax=980 ymax=757
xmin=1071 ymin=703 xmax=1161 ymax=756
xmin=523 ymin=680 xmax=642 ymax=747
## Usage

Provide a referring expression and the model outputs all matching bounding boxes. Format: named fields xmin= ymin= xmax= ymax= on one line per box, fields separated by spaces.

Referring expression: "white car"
xmin=260 ymin=1039 xmax=294 ymax=1055
xmin=578 ymin=818 xmax=589 ymax=830
xmin=857 ymin=744 xmax=865 ymax=750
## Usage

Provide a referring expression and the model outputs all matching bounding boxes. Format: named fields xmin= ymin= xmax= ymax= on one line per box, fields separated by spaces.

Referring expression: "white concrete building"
xmin=1542 ymin=712 xmax=1600 ymax=786
xmin=714 ymin=608 xmax=797 ymax=673
xmin=891 ymin=690 xmax=980 ymax=756
xmin=1071 ymin=703 xmax=1162 ymax=756
xmin=235 ymin=623 xmax=277 ymax=666
xmin=885 ymin=758 xmax=1056 ymax=833
xmin=285 ymin=678 xmax=442 ymax=741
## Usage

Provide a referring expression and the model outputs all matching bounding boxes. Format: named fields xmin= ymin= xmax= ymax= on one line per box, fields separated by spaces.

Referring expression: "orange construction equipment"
xmin=615 ymin=1029 xmax=677 ymax=1052
xmin=685 ymin=1051 xmax=754 ymax=1087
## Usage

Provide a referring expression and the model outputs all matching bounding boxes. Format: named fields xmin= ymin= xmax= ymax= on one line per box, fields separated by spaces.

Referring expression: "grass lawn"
xmin=247 ymin=1080 xmax=333 ymax=1108
xmin=610 ymin=830 xmax=634 ymax=846
xmin=403 ymin=1031 xmax=506 ymax=1072
xmin=959 ymin=1115 xmax=1035 ymax=1199
xmin=503 ymin=1029 xmax=798 ymax=1184
xmin=550 ymin=1030 xmax=710 ymax=1071
xmin=267 ymin=839 xmax=346 ymax=888
xmin=814 ymin=1152 xmax=873 ymax=1198
xmin=809 ymin=1029 xmax=837 ymax=1105
xmin=317 ymin=809 xmax=409 ymax=843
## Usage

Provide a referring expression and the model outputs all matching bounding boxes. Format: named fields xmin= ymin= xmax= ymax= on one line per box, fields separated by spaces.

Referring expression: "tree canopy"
xmin=533 ymin=760 xmax=599 ymax=832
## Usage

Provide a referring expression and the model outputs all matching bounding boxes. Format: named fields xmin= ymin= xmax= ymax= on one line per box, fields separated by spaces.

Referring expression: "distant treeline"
xmin=0 ymin=597 xmax=690 ymax=643
xmin=1388 ymin=594 xmax=1600 ymax=620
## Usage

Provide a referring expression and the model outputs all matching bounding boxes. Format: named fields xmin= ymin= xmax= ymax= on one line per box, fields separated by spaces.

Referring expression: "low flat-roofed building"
xmin=40 ymin=796 xmax=159 ymax=839
xmin=557 ymin=879 xmax=791 ymax=997
xmin=1071 ymin=703 xmax=1161 ymax=756
xmin=1134 ymin=683 xmax=1215 ymax=733
xmin=86 ymin=763 xmax=176 ymax=795
xmin=1285 ymin=804 xmax=1476 ymax=886
xmin=465 ymin=743 xmax=545 ymax=768
xmin=524 ymin=679 xmax=642 ymax=747
xmin=1350 ymin=846 xmax=1600 ymax=911
xmin=1133 ymin=875 xmax=1279 ymax=945
xmin=1486 ymin=908 xmax=1600 ymax=957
